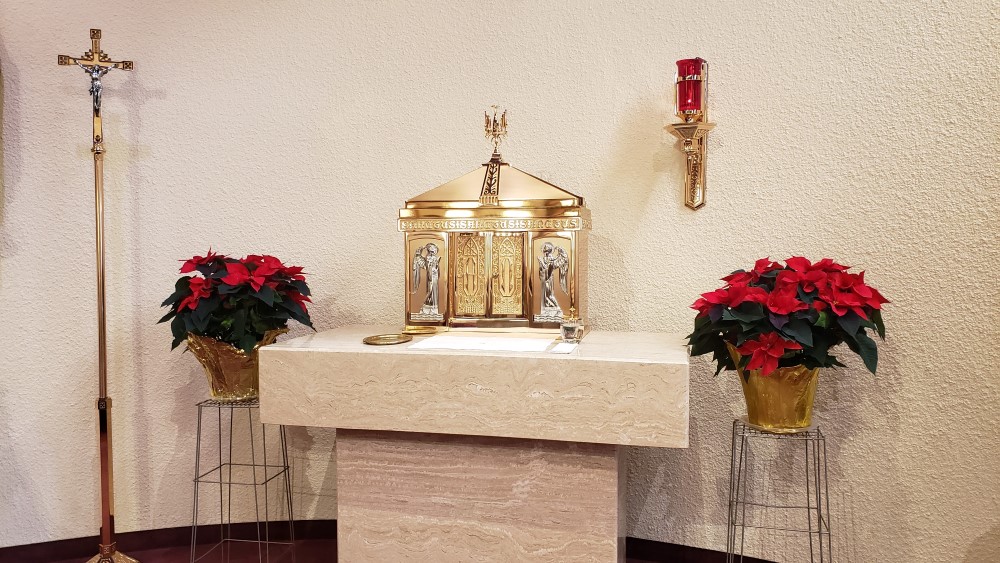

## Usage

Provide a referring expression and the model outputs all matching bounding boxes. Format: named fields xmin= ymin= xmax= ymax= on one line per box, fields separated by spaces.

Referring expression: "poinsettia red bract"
xmin=737 ymin=332 xmax=803 ymax=376
xmin=159 ymin=251 xmax=315 ymax=354
xmin=687 ymin=257 xmax=888 ymax=377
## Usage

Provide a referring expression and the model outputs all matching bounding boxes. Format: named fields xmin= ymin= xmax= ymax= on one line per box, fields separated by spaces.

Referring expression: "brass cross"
xmin=58 ymin=29 xmax=133 ymax=154
xmin=57 ymin=31 xmax=137 ymax=562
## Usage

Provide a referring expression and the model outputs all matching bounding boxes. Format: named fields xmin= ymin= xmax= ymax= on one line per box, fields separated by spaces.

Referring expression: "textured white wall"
xmin=1 ymin=1 xmax=997 ymax=561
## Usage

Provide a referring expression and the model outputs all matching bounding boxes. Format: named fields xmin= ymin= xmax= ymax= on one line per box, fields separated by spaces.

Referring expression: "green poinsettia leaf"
xmin=170 ymin=315 xmax=187 ymax=349
xmin=290 ymin=279 xmax=311 ymax=297
xmin=872 ymin=309 xmax=886 ymax=339
xmin=690 ymin=336 xmax=717 ymax=357
xmin=231 ymin=308 xmax=247 ymax=341
xmin=713 ymin=356 xmax=729 ymax=376
xmin=781 ymin=319 xmax=813 ymax=347
xmin=728 ymin=302 xmax=765 ymax=323
xmin=855 ymin=331 xmax=879 ymax=374
xmin=192 ymin=295 xmax=221 ymax=321
xmin=161 ymin=276 xmax=193 ymax=307
xmin=735 ymin=330 xmax=754 ymax=346
xmin=158 ymin=309 xmax=176 ymax=324
xmin=815 ymin=310 xmax=830 ymax=328
xmin=836 ymin=311 xmax=864 ymax=336
xmin=808 ymin=330 xmax=834 ymax=361
xmin=191 ymin=312 xmax=210 ymax=333
xmin=182 ymin=314 xmax=197 ymax=333
xmin=254 ymin=285 xmax=276 ymax=306
xmin=238 ymin=333 xmax=258 ymax=355
xmin=195 ymin=264 xmax=216 ymax=277
xmin=248 ymin=310 xmax=273 ymax=333
xmin=217 ymin=283 xmax=242 ymax=295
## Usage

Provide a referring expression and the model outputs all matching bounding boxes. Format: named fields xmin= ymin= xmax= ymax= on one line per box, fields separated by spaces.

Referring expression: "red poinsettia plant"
xmin=159 ymin=250 xmax=314 ymax=354
xmin=686 ymin=257 xmax=888 ymax=377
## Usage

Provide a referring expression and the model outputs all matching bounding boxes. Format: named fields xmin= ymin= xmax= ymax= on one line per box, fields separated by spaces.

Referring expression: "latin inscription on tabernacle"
xmin=398 ymin=217 xmax=591 ymax=232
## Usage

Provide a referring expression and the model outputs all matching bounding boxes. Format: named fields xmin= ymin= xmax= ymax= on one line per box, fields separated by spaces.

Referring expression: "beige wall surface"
xmin=0 ymin=1 xmax=996 ymax=561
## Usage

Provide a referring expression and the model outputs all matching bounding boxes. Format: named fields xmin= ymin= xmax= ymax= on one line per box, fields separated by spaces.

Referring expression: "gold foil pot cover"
xmin=187 ymin=329 xmax=288 ymax=402
xmin=727 ymin=343 xmax=820 ymax=433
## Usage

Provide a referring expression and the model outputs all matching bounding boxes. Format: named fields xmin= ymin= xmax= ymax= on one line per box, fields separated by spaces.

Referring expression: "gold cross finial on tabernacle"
xmin=58 ymin=29 xmax=133 ymax=71
xmin=484 ymin=105 xmax=508 ymax=155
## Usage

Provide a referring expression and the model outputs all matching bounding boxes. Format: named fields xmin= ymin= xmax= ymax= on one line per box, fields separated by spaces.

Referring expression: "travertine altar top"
xmin=259 ymin=325 xmax=688 ymax=447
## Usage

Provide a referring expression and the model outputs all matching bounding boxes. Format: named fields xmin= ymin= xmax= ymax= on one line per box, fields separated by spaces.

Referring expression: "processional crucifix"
xmin=58 ymin=29 xmax=138 ymax=563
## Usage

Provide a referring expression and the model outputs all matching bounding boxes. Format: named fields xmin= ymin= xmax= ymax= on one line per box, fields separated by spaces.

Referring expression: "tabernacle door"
xmin=489 ymin=232 xmax=525 ymax=318
xmin=453 ymin=232 xmax=488 ymax=318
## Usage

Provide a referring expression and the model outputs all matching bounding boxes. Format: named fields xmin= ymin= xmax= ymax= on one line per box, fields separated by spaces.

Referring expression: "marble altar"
xmin=259 ymin=325 xmax=689 ymax=562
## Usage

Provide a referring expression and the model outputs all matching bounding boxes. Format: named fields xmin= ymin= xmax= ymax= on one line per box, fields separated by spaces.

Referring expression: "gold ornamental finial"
xmin=484 ymin=105 xmax=508 ymax=159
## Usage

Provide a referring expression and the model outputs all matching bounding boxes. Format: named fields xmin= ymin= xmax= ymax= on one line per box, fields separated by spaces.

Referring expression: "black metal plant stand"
xmin=190 ymin=399 xmax=295 ymax=562
xmin=727 ymin=418 xmax=832 ymax=562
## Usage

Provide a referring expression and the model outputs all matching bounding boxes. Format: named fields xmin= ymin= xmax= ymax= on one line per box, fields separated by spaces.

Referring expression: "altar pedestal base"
xmin=337 ymin=429 xmax=624 ymax=563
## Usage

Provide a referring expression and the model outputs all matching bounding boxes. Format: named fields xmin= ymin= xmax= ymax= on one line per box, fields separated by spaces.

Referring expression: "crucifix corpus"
xmin=58 ymin=29 xmax=139 ymax=563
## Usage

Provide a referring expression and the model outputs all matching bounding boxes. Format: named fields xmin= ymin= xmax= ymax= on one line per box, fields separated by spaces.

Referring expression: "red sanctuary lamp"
xmin=666 ymin=57 xmax=716 ymax=209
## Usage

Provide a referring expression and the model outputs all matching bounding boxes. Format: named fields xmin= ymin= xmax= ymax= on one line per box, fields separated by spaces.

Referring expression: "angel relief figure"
xmin=410 ymin=243 xmax=441 ymax=319
xmin=537 ymin=242 xmax=569 ymax=318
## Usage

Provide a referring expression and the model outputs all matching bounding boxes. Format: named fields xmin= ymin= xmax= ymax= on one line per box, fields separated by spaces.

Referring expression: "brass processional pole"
xmin=58 ymin=29 xmax=138 ymax=563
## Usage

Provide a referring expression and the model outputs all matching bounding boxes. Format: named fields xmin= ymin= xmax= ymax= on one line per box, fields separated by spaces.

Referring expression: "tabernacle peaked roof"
xmin=405 ymin=157 xmax=585 ymax=209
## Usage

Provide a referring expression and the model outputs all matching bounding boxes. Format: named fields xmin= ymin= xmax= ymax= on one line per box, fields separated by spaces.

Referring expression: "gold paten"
xmin=666 ymin=61 xmax=715 ymax=210
xmin=59 ymin=29 xmax=139 ymax=563
xmin=728 ymin=344 xmax=820 ymax=433
xmin=363 ymin=333 xmax=414 ymax=346
xmin=187 ymin=329 xmax=288 ymax=402
xmin=400 ymin=107 xmax=590 ymax=333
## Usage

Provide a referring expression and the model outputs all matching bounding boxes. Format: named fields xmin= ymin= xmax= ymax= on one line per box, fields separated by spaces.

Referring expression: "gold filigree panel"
xmin=454 ymin=233 xmax=487 ymax=317
xmin=490 ymin=233 xmax=523 ymax=316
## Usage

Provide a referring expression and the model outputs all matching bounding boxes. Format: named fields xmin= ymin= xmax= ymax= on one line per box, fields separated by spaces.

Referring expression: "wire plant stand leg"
xmin=226 ymin=407 xmax=235 ymax=561
xmin=246 ymin=407 xmax=264 ymax=563
xmin=818 ymin=430 xmax=832 ymax=562
xmin=815 ymin=436 xmax=825 ymax=561
xmin=190 ymin=404 xmax=204 ymax=563
xmin=805 ymin=435 xmax=815 ymax=559
xmin=726 ymin=420 xmax=739 ymax=563
xmin=280 ymin=424 xmax=296 ymax=562
xmin=825 ymin=434 xmax=833 ymax=561
xmin=220 ymin=406 xmax=228 ymax=562
xmin=261 ymin=410 xmax=271 ymax=562
xmin=737 ymin=428 xmax=750 ymax=561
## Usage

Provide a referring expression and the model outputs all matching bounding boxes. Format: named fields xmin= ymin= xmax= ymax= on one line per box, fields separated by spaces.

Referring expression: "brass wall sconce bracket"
xmin=666 ymin=120 xmax=715 ymax=210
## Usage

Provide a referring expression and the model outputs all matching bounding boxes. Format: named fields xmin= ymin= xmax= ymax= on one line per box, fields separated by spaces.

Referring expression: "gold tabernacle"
xmin=399 ymin=107 xmax=591 ymax=332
